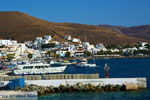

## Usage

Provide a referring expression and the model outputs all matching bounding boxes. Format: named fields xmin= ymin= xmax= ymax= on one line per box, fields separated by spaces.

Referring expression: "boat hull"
xmin=75 ymin=63 xmax=97 ymax=67
xmin=13 ymin=66 xmax=67 ymax=75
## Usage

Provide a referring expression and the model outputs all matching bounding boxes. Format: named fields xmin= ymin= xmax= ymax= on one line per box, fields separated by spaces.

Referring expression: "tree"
xmin=46 ymin=50 xmax=53 ymax=56
xmin=7 ymin=54 xmax=14 ymax=60
xmin=84 ymin=51 xmax=92 ymax=57
xmin=105 ymin=50 xmax=113 ymax=54
xmin=116 ymin=51 xmax=124 ymax=55
xmin=0 ymin=45 xmax=5 ymax=48
xmin=106 ymin=44 xmax=117 ymax=49
xmin=47 ymin=50 xmax=52 ymax=54
xmin=28 ymin=53 xmax=33 ymax=59
xmin=145 ymin=44 xmax=150 ymax=49
xmin=41 ymin=43 xmax=56 ymax=49
xmin=97 ymin=50 xmax=105 ymax=55
xmin=55 ymin=54 xmax=60 ymax=58
xmin=133 ymin=50 xmax=150 ymax=55
xmin=65 ymin=52 xmax=71 ymax=58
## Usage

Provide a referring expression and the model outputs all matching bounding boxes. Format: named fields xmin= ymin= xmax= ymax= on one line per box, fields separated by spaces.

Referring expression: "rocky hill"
xmin=0 ymin=11 xmax=149 ymax=45
xmin=99 ymin=25 xmax=150 ymax=41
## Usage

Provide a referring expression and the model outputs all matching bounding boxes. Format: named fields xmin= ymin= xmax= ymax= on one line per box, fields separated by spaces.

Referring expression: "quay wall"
xmin=0 ymin=74 xmax=99 ymax=81
xmin=24 ymin=78 xmax=147 ymax=90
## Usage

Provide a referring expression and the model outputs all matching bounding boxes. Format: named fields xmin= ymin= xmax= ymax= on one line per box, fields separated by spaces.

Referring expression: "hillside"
xmin=121 ymin=25 xmax=150 ymax=40
xmin=0 ymin=11 xmax=148 ymax=45
xmin=99 ymin=25 xmax=150 ymax=41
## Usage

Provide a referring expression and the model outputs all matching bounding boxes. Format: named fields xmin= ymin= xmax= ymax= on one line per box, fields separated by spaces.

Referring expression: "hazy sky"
xmin=0 ymin=0 xmax=150 ymax=26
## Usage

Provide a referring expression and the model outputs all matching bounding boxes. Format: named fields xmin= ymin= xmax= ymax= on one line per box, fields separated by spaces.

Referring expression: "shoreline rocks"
xmin=19 ymin=83 xmax=127 ymax=95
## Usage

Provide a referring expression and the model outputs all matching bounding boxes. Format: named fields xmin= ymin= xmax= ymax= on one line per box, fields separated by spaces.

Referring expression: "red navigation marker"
xmin=104 ymin=63 xmax=110 ymax=78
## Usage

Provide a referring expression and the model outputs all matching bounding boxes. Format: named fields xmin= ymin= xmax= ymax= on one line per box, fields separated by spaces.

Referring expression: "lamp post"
xmin=104 ymin=63 xmax=110 ymax=78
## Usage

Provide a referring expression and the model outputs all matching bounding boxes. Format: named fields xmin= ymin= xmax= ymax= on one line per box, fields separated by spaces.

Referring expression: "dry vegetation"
xmin=0 ymin=11 xmax=149 ymax=45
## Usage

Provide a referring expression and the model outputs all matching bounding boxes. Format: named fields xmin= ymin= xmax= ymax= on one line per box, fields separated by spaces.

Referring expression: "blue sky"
xmin=0 ymin=0 xmax=150 ymax=26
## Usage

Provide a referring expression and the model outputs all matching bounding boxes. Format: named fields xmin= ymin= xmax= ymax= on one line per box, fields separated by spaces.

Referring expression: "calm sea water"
xmin=38 ymin=90 xmax=150 ymax=100
xmin=65 ymin=57 xmax=150 ymax=84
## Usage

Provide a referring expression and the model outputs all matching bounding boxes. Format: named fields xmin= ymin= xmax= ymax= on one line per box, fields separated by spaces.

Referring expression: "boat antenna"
xmin=92 ymin=50 xmax=96 ymax=64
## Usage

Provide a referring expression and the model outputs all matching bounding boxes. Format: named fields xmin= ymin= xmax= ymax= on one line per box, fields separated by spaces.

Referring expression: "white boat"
xmin=49 ymin=60 xmax=71 ymax=65
xmin=13 ymin=63 xmax=67 ymax=75
xmin=70 ymin=60 xmax=78 ymax=64
xmin=75 ymin=59 xmax=97 ymax=67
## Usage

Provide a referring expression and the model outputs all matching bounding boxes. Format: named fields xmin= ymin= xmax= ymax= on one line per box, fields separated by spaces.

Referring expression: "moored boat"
xmin=13 ymin=63 xmax=67 ymax=75
xmin=49 ymin=60 xmax=71 ymax=65
xmin=75 ymin=58 xmax=97 ymax=67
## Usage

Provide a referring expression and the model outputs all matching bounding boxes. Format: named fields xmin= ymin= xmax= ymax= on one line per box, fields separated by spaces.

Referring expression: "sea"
xmin=65 ymin=57 xmax=150 ymax=86
xmin=6 ymin=57 xmax=150 ymax=100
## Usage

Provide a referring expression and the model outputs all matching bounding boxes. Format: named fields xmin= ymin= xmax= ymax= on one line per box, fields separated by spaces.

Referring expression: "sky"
xmin=0 ymin=0 xmax=150 ymax=26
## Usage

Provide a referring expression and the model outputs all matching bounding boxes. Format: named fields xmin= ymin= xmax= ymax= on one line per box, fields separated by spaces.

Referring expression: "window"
xmin=23 ymin=66 xmax=33 ymax=69
xmin=35 ymin=66 xmax=48 ymax=69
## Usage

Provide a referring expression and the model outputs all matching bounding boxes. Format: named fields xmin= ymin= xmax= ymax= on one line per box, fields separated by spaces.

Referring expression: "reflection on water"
xmin=0 ymin=97 xmax=38 ymax=100
xmin=38 ymin=90 xmax=150 ymax=100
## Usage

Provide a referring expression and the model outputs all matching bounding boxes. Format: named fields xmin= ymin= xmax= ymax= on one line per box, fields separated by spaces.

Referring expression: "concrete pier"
xmin=24 ymin=78 xmax=147 ymax=90
xmin=2 ymin=78 xmax=147 ymax=90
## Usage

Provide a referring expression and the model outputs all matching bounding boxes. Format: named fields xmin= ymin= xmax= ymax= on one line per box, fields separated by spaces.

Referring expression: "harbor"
xmin=0 ymin=76 xmax=147 ymax=96
xmin=0 ymin=58 xmax=150 ymax=98
xmin=0 ymin=76 xmax=147 ymax=97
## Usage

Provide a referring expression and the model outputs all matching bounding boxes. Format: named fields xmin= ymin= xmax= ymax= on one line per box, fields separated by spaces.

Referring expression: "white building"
xmin=138 ymin=42 xmax=148 ymax=50
xmin=95 ymin=43 xmax=107 ymax=51
xmin=66 ymin=45 xmax=76 ymax=52
xmin=82 ymin=42 xmax=97 ymax=53
xmin=82 ymin=42 xmax=90 ymax=47
xmin=24 ymin=41 xmax=33 ymax=47
xmin=56 ymin=51 xmax=67 ymax=57
xmin=122 ymin=47 xmax=138 ymax=53
xmin=44 ymin=35 xmax=52 ymax=41
xmin=138 ymin=47 xmax=147 ymax=50
xmin=74 ymin=50 xmax=84 ymax=57
xmin=72 ymin=38 xmax=81 ymax=43
xmin=0 ymin=39 xmax=17 ymax=46
xmin=64 ymin=35 xmax=72 ymax=41
xmin=41 ymin=39 xmax=49 ymax=44
xmin=35 ymin=37 xmax=43 ymax=43
xmin=140 ymin=42 xmax=148 ymax=47
xmin=35 ymin=35 xmax=52 ymax=44
xmin=110 ymin=49 xmax=120 ymax=52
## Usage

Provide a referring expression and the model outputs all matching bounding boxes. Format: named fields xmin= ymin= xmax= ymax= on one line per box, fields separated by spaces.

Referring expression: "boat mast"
xmin=84 ymin=34 xmax=87 ymax=58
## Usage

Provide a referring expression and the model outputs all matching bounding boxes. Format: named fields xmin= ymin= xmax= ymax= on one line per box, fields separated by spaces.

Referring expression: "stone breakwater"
xmin=19 ymin=83 xmax=127 ymax=95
